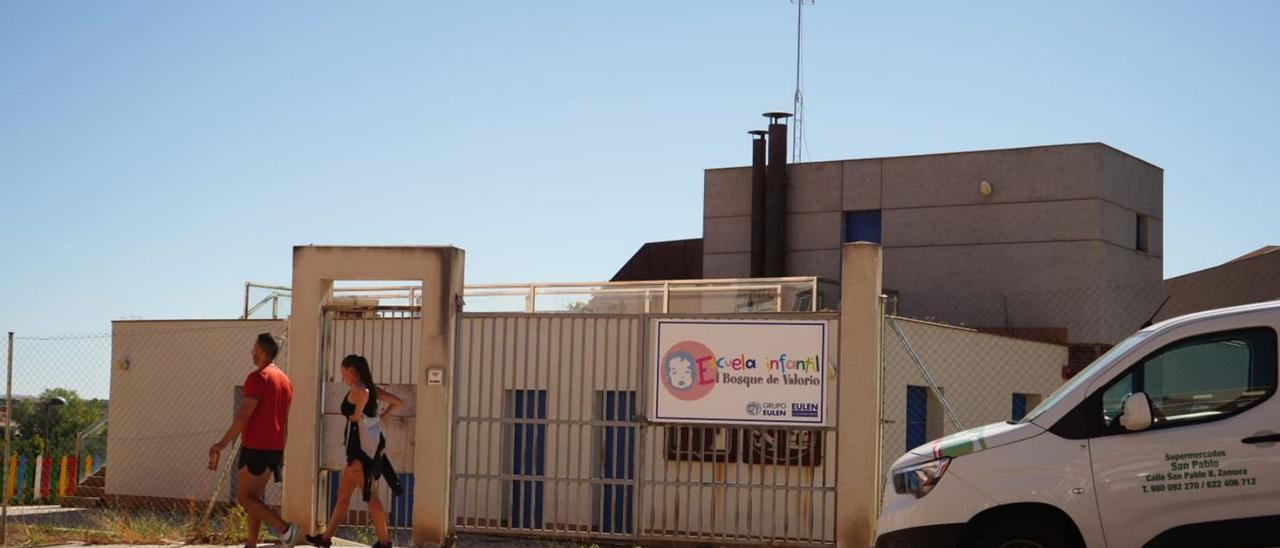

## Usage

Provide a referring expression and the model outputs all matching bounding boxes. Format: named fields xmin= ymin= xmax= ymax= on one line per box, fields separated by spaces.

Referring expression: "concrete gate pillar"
xmin=284 ymin=246 xmax=465 ymax=547
xmin=836 ymin=242 xmax=883 ymax=548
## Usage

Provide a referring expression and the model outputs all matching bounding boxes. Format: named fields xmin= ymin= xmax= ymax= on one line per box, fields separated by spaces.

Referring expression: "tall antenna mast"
xmin=791 ymin=0 xmax=813 ymax=163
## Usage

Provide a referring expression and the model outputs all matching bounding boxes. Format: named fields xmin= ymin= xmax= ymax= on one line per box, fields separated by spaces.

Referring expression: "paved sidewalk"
xmin=4 ymin=505 xmax=96 ymax=527
xmin=32 ymin=541 xmax=589 ymax=548
xmin=1 ymin=508 xmax=602 ymax=548
xmin=26 ymin=535 xmax=603 ymax=547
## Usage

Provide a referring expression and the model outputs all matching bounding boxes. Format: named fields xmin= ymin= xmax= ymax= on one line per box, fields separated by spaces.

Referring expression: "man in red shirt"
xmin=210 ymin=333 xmax=298 ymax=548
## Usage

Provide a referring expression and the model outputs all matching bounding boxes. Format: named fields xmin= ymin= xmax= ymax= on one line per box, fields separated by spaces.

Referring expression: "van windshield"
xmin=1019 ymin=330 xmax=1152 ymax=424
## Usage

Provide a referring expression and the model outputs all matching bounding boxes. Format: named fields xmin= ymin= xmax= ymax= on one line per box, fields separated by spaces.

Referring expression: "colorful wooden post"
xmin=15 ymin=456 xmax=26 ymax=503
xmin=5 ymin=455 xmax=14 ymax=502
xmin=32 ymin=456 xmax=44 ymax=500
xmin=67 ymin=456 xmax=77 ymax=494
xmin=83 ymin=455 xmax=93 ymax=482
xmin=40 ymin=456 xmax=51 ymax=500
xmin=56 ymin=456 xmax=68 ymax=498
xmin=51 ymin=457 xmax=57 ymax=498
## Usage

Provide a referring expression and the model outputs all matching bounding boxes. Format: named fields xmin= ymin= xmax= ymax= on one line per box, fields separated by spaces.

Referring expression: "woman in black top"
xmin=306 ymin=355 xmax=401 ymax=548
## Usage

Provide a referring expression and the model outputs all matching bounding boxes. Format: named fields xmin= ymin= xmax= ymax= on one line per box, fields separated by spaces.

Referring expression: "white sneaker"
xmin=278 ymin=523 xmax=300 ymax=548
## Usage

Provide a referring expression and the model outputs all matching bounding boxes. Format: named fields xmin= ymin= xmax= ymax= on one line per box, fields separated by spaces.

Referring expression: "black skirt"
xmin=345 ymin=422 xmax=387 ymax=501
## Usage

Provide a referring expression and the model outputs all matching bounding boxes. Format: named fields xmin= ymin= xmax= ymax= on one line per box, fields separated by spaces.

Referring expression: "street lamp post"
xmin=41 ymin=397 xmax=66 ymax=456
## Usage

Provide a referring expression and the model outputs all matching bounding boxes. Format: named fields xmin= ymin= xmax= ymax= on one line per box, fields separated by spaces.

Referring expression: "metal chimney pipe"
xmin=763 ymin=112 xmax=792 ymax=277
xmin=749 ymin=130 xmax=769 ymax=277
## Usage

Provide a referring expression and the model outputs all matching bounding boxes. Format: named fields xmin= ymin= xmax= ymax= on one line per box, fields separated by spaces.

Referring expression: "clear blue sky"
xmin=3 ymin=1 xmax=1279 ymax=340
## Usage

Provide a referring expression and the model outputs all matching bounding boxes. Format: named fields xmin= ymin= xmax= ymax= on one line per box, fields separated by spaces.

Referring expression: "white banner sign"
xmin=651 ymin=319 xmax=829 ymax=425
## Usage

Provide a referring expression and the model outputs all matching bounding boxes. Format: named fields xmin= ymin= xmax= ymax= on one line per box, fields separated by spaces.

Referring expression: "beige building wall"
xmin=107 ymin=319 xmax=287 ymax=505
xmin=879 ymin=317 xmax=1068 ymax=480
xmin=107 ymin=317 xmax=422 ymax=514
xmin=703 ymin=143 xmax=1164 ymax=343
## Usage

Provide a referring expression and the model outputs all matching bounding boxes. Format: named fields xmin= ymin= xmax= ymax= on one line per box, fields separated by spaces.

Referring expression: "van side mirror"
xmin=1120 ymin=392 xmax=1153 ymax=432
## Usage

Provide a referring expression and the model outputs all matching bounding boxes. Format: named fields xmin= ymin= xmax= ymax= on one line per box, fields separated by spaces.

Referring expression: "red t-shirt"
xmin=242 ymin=363 xmax=293 ymax=451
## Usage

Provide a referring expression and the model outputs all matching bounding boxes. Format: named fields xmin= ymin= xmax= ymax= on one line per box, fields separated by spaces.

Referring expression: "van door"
xmin=1087 ymin=327 xmax=1279 ymax=547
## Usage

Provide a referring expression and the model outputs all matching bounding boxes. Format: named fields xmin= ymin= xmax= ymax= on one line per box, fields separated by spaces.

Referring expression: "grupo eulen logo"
xmin=745 ymin=401 xmax=762 ymax=416
xmin=661 ymin=340 xmax=717 ymax=401
xmin=791 ymin=402 xmax=820 ymax=418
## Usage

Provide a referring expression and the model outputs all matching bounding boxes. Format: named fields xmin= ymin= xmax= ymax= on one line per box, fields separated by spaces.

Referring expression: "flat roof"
xmin=705 ymin=142 xmax=1161 ymax=172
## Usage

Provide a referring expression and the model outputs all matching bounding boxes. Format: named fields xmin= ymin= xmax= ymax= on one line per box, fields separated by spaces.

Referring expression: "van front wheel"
xmin=973 ymin=520 xmax=1078 ymax=548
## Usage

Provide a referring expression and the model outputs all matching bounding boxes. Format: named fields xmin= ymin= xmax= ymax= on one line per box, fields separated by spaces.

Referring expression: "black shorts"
xmin=239 ymin=448 xmax=283 ymax=479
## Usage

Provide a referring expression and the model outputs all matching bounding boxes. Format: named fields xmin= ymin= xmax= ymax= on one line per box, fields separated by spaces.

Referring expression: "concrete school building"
xmin=619 ymin=130 xmax=1164 ymax=375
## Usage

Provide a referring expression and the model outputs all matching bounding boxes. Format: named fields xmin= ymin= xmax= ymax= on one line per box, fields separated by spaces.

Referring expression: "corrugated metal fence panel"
xmin=450 ymin=313 xmax=838 ymax=546
xmin=324 ymin=312 xmax=421 ymax=385
xmin=317 ymin=308 xmax=421 ymax=531
xmin=452 ymin=315 xmax=644 ymax=540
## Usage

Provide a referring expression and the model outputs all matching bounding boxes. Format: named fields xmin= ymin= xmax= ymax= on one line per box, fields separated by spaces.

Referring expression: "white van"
xmin=875 ymin=301 xmax=1280 ymax=548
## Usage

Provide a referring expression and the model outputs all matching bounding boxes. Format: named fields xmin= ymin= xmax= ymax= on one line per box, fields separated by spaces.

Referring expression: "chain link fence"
xmin=878 ymin=274 xmax=1280 ymax=487
xmin=1 ymin=321 xmax=288 ymax=541
xmin=2 ymin=333 xmax=110 ymax=509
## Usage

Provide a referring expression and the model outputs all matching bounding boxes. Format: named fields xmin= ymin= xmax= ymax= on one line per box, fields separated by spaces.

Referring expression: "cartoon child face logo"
xmin=660 ymin=341 xmax=716 ymax=401
xmin=666 ymin=354 xmax=696 ymax=390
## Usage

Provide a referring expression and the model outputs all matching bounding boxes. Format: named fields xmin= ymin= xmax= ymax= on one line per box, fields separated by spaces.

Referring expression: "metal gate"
xmin=315 ymin=305 xmax=421 ymax=533
xmin=451 ymin=313 xmax=839 ymax=546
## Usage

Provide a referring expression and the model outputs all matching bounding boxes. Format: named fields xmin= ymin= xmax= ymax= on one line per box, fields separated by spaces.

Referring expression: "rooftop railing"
xmin=242 ymin=277 xmax=840 ymax=319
